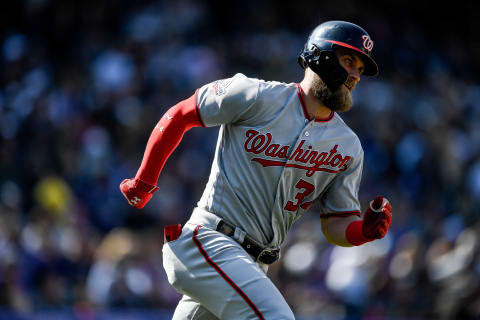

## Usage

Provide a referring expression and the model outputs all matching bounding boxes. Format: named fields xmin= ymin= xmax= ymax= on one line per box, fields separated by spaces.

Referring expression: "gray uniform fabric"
xmin=197 ymin=73 xmax=363 ymax=247
xmin=163 ymin=73 xmax=364 ymax=319
xmin=164 ymin=209 xmax=295 ymax=320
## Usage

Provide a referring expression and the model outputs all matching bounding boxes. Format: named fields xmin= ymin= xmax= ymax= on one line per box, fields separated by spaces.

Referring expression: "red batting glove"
xmin=362 ymin=196 xmax=392 ymax=239
xmin=120 ymin=178 xmax=159 ymax=209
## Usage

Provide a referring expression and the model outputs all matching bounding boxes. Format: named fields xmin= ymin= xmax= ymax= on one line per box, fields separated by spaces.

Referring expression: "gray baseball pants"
xmin=162 ymin=208 xmax=295 ymax=320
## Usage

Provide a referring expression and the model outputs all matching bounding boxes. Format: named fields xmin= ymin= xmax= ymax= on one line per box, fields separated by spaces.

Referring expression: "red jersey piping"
xmin=295 ymin=84 xmax=334 ymax=123
xmin=320 ymin=210 xmax=361 ymax=218
xmin=296 ymin=83 xmax=310 ymax=120
xmin=192 ymin=226 xmax=265 ymax=320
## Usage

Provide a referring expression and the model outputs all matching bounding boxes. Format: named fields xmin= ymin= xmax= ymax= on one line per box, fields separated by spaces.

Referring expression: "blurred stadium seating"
xmin=0 ymin=0 xmax=479 ymax=319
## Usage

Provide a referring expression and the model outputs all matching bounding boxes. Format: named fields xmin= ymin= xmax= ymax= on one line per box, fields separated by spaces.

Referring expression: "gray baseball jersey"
xmin=196 ymin=73 xmax=364 ymax=248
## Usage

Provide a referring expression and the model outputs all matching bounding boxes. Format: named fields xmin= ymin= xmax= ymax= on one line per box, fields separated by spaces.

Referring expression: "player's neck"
xmin=299 ymin=80 xmax=333 ymax=120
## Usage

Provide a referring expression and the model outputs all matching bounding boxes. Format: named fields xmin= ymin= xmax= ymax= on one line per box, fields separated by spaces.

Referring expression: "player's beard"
xmin=312 ymin=77 xmax=353 ymax=112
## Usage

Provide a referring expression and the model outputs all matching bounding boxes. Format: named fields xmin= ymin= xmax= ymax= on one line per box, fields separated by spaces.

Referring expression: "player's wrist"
xmin=132 ymin=178 xmax=160 ymax=194
xmin=345 ymin=220 xmax=373 ymax=246
xmin=362 ymin=196 xmax=392 ymax=239
xmin=119 ymin=178 xmax=159 ymax=209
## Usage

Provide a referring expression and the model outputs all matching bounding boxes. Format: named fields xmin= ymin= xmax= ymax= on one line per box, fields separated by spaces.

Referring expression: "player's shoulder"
xmin=227 ymin=74 xmax=297 ymax=106
xmin=201 ymin=73 xmax=260 ymax=102
xmin=257 ymin=77 xmax=297 ymax=93
xmin=229 ymin=73 xmax=296 ymax=91
xmin=210 ymin=73 xmax=259 ymax=93
xmin=332 ymin=113 xmax=358 ymax=138
xmin=332 ymin=113 xmax=364 ymax=154
xmin=231 ymin=72 xmax=257 ymax=83
xmin=243 ymin=78 xmax=296 ymax=108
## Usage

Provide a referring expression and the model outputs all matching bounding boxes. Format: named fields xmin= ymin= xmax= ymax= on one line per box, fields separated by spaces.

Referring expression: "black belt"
xmin=216 ymin=220 xmax=280 ymax=265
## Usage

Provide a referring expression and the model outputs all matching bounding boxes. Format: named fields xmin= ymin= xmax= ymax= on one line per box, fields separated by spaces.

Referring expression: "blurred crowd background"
xmin=1 ymin=0 xmax=480 ymax=319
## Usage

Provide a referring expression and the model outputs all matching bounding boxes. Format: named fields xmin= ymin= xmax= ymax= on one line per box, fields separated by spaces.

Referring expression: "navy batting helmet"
xmin=298 ymin=21 xmax=378 ymax=90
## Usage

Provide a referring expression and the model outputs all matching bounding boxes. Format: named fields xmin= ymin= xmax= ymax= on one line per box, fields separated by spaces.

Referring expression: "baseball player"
xmin=120 ymin=21 xmax=393 ymax=319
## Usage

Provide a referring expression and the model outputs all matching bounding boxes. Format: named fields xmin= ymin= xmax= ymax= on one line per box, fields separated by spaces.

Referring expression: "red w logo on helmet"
xmin=362 ymin=35 xmax=373 ymax=52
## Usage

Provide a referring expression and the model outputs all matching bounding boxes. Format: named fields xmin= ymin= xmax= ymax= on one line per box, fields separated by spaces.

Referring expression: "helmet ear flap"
xmin=305 ymin=49 xmax=348 ymax=91
xmin=297 ymin=54 xmax=307 ymax=69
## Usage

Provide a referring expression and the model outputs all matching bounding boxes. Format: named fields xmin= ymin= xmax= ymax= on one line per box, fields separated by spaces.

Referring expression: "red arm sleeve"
xmin=134 ymin=92 xmax=204 ymax=185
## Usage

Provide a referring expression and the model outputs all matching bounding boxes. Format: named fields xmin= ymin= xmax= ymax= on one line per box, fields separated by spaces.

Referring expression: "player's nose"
xmin=348 ymin=69 xmax=361 ymax=83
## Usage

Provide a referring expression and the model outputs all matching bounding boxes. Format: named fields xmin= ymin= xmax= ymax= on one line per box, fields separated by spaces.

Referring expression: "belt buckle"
xmin=257 ymin=248 xmax=279 ymax=265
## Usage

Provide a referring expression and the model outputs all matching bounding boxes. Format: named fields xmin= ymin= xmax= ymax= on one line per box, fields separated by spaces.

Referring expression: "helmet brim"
xmin=358 ymin=53 xmax=378 ymax=77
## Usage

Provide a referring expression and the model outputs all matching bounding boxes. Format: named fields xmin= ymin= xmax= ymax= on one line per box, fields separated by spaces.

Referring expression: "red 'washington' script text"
xmin=243 ymin=130 xmax=351 ymax=177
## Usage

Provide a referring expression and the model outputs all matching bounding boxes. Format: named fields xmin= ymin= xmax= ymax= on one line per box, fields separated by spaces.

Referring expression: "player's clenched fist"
xmin=119 ymin=178 xmax=159 ymax=209
xmin=362 ymin=196 xmax=392 ymax=239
